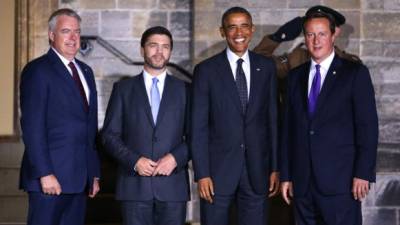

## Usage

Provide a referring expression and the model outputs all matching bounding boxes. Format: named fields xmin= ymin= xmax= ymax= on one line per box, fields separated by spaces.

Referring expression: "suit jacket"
xmin=101 ymin=73 xmax=190 ymax=201
xmin=191 ymin=50 xmax=278 ymax=195
xmin=19 ymin=48 xmax=101 ymax=193
xmin=281 ymin=55 xmax=378 ymax=196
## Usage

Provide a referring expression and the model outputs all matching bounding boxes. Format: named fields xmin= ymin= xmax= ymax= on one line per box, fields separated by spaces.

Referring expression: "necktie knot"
xmin=315 ymin=64 xmax=321 ymax=72
xmin=152 ymin=77 xmax=159 ymax=85
xmin=237 ymin=58 xmax=244 ymax=66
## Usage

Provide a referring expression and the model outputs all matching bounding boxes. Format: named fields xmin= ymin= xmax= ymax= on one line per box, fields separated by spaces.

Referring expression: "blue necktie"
xmin=308 ymin=64 xmax=321 ymax=117
xmin=236 ymin=58 xmax=248 ymax=115
xmin=151 ymin=77 xmax=160 ymax=124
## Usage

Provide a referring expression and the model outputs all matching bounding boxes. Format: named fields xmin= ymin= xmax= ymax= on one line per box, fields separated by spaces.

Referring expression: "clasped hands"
xmin=135 ymin=153 xmax=177 ymax=176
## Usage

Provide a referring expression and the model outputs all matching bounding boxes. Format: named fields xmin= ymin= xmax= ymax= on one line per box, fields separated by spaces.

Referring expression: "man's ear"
xmin=219 ymin=27 xmax=225 ymax=38
xmin=334 ymin=26 xmax=341 ymax=37
xmin=49 ymin=31 xmax=55 ymax=43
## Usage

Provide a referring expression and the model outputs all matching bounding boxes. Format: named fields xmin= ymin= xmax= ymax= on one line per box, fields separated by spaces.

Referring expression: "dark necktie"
xmin=68 ymin=62 xmax=89 ymax=112
xmin=308 ymin=64 xmax=321 ymax=117
xmin=151 ymin=77 xmax=160 ymax=124
xmin=236 ymin=58 xmax=248 ymax=115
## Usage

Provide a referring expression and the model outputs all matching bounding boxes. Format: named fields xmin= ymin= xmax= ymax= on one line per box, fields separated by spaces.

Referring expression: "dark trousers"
xmin=121 ymin=199 xmax=186 ymax=225
xmin=27 ymin=192 xmax=86 ymax=225
xmin=294 ymin=179 xmax=362 ymax=225
xmin=200 ymin=162 xmax=268 ymax=225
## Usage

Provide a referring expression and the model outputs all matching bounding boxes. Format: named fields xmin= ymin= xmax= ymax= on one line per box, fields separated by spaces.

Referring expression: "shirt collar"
xmin=226 ymin=48 xmax=250 ymax=65
xmin=311 ymin=50 xmax=335 ymax=71
xmin=143 ymin=69 xmax=167 ymax=84
xmin=51 ymin=47 xmax=76 ymax=66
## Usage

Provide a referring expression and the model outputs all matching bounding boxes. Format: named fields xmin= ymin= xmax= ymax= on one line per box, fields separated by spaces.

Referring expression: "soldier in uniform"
xmin=253 ymin=5 xmax=362 ymax=225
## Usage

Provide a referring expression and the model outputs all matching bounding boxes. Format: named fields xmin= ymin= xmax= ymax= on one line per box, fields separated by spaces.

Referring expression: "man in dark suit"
xmin=280 ymin=10 xmax=378 ymax=225
xmin=102 ymin=26 xmax=190 ymax=225
xmin=191 ymin=6 xmax=279 ymax=225
xmin=19 ymin=8 xmax=101 ymax=225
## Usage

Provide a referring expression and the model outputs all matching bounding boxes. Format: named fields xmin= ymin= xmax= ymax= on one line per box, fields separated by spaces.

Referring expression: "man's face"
xmin=220 ymin=12 xmax=255 ymax=57
xmin=304 ymin=17 xmax=336 ymax=64
xmin=141 ymin=34 xmax=172 ymax=72
xmin=49 ymin=15 xmax=80 ymax=61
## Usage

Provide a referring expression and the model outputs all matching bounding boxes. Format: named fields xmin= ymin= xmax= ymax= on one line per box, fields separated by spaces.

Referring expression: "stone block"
xmin=0 ymin=142 xmax=24 ymax=168
xmin=324 ymin=0 xmax=360 ymax=9
xmin=0 ymin=195 xmax=28 ymax=222
xmin=194 ymin=0 xmax=215 ymax=10
xmin=118 ymin=0 xmax=157 ymax=9
xmin=80 ymin=11 xmax=99 ymax=35
xmin=259 ymin=10 xmax=304 ymax=26
xmin=376 ymin=96 xmax=400 ymax=118
xmin=374 ymin=174 xmax=400 ymax=206
xmin=79 ymin=0 xmax=116 ymax=9
xmin=383 ymin=0 xmax=400 ymax=10
xmin=214 ymin=0 xmax=287 ymax=9
xmin=170 ymin=11 xmax=191 ymax=39
xmin=171 ymin=40 xmax=190 ymax=60
xmin=194 ymin=10 xmax=221 ymax=41
xmin=363 ymin=13 xmax=400 ymax=41
xmin=362 ymin=0 xmax=384 ymax=9
xmin=383 ymin=42 xmax=400 ymax=58
xmin=377 ymin=150 xmax=400 ymax=172
xmin=131 ymin=11 xmax=168 ymax=38
xmin=361 ymin=40 xmax=384 ymax=57
xmin=0 ymin=168 xmax=22 ymax=195
xmin=379 ymin=119 xmax=400 ymax=143
xmin=160 ymin=0 xmax=191 ymax=9
xmin=364 ymin=60 xmax=400 ymax=83
xmin=289 ymin=0 xmax=320 ymax=9
xmin=101 ymin=11 xmax=132 ymax=38
xmin=362 ymin=208 xmax=397 ymax=225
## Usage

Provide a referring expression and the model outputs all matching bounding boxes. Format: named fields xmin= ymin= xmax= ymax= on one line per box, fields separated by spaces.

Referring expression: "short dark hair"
xmin=221 ymin=6 xmax=252 ymax=28
xmin=48 ymin=8 xmax=81 ymax=31
xmin=140 ymin=26 xmax=173 ymax=49
xmin=303 ymin=11 xmax=336 ymax=34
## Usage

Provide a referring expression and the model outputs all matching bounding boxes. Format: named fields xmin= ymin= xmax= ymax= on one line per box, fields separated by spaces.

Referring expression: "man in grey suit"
xmin=102 ymin=26 xmax=190 ymax=225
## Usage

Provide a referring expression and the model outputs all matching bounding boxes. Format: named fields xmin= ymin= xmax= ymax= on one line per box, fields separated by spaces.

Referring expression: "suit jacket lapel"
xmin=301 ymin=62 xmax=311 ymax=116
xmin=155 ymin=74 xmax=173 ymax=126
xmin=246 ymin=52 xmax=262 ymax=120
xmin=47 ymin=49 xmax=87 ymax=112
xmin=216 ymin=51 xmax=242 ymax=114
xmin=314 ymin=56 xmax=341 ymax=118
xmin=136 ymin=73 xmax=155 ymax=127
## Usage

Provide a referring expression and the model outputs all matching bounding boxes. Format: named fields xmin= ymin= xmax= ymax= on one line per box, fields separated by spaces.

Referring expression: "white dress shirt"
xmin=52 ymin=47 xmax=90 ymax=103
xmin=308 ymin=50 xmax=335 ymax=96
xmin=226 ymin=48 xmax=251 ymax=98
xmin=143 ymin=69 xmax=167 ymax=107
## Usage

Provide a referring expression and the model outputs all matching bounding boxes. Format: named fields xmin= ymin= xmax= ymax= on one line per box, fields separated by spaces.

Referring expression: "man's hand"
xmin=152 ymin=153 xmax=177 ymax=176
xmin=135 ymin=157 xmax=158 ymax=176
xmin=270 ymin=17 xmax=303 ymax=43
xmin=198 ymin=177 xmax=214 ymax=204
xmin=268 ymin=172 xmax=280 ymax=197
xmin=88 ymin=178 xmax=100 ymax=198
xmin=352 ymin=177 xmax=370 ymax=201
xmin=40 ymin=174 xmax=62 ymax=195
xmin=281 ymin=181 xmax=293 ymax=205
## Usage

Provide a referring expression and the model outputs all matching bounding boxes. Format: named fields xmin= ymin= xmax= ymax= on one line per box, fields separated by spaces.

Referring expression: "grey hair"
xmin=48 ymin=8 xmax=81 ymax=31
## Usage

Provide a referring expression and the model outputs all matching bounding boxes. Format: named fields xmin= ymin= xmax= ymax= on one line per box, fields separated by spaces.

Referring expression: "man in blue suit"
xmin=191 ymin=7 xmax=280 ymax=225
xmin=281 ymin=10 xmax=378 ymax=225
xmin=19 ymin=8 xmax=101 ymax=225
xmin=102 ymin=26 xmax=190 ymax=225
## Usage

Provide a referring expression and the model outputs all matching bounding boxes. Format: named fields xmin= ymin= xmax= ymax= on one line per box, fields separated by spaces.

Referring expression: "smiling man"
xmin=191 ymin=6 xmax=279 ymax=225
xmin=281 ymin=11 xmax=378 ymax=225
xmin=102 ymin=26 xmax=190 ymax=225
xmin=19 ymin=8 xmax=100 ymax=225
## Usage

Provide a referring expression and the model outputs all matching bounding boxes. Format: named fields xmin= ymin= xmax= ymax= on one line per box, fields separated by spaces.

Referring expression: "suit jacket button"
xmin=309 ymin=130 xmax=315 ymax=135
xmin=240 ymin=144 xmax=245 ymax=149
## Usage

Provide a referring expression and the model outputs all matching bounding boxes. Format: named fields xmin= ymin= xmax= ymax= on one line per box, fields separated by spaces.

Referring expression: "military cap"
xmin=305 ymin=5 xmax=346 ymax=26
